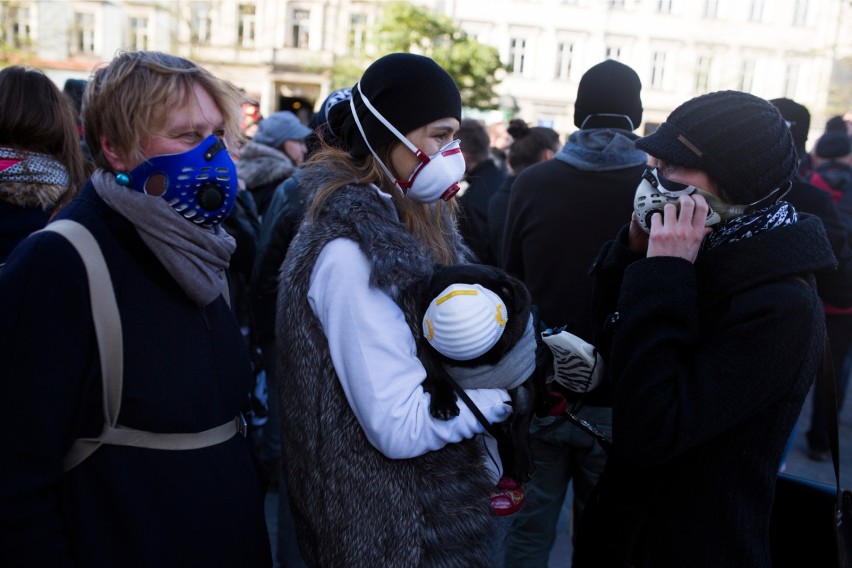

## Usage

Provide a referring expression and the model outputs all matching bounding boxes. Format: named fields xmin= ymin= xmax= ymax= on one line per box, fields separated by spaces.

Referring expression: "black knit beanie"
xmin=636 ymin=91 xmax=797 ymax=204
xmin=574 ymin=60 xmax=643 ymax=131
xmin=327 ymin=53 xmax=462 ymax=159
xmin=770 ymin=97 xmax=811 ymax=159
xmin=815 ymin=132 xmax=852 ymax=159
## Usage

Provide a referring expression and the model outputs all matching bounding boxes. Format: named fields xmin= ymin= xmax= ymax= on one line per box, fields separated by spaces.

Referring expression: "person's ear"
xmin=100 ymin=135 xmax=127 ymax=171
xmin=541 ymin=149 xmax=555 ymax=161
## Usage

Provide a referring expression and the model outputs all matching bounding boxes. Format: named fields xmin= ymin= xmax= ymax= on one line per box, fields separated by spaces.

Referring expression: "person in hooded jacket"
xmin=275 ymin=52 xmax=536 ymax=567
xmin=0 ymin=66 xmax=88 ymax=266
xmin=573 ymin=91 xmax=835 ymax=567
xmin=501 ymin=60 xmax=647 ymax=565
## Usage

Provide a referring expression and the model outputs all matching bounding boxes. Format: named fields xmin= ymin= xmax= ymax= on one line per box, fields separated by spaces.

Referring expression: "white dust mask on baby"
xmin=350 ymin=82 xmax=465 ymax=203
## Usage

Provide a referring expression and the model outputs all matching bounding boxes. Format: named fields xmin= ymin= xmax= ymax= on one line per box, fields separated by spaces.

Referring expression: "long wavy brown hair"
xmin=307 ymin=138 xmax=461 ymax=265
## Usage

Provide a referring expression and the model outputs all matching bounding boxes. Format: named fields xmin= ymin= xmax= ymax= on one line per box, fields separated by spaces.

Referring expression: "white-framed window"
xmin=191 ymin=2 xmax=213 ymax=45
xmin=704 ymin=0 xmax=719 ymax=18
xmin=292 ymin=8 xmax=310 ymax=49
xmin=739 ymin=59 xmax=755 ymax=91
xmin=792 ymin=0 xmax=809 ymax=26
xmin=129 ymin=17 xmax=149 ymax=51
xmin=608 ymin=0 xmax=626 ymax=9
xmin=73 ymin=12 xmax=96 ymax=54
xmin=657 ymin=0 xmax=672 ymax=14
xmin=2 ymin=5 xmax=32 ymax=48
xmin=651 ymin=51 xmax=667 ymax=88
xmin=606 ymin=45 xmax=622 ymax=60
xmin=509 ymin=37 xmax=528 ymax=75
xmin=238 ymin=3 xmax=256 ymax=48
xmin=784 ymin=62 xmax=800 ymax=98
xmin=555 ymin=41 xmax=574 ymax=80
xmin=695 ymin=55 xmax=712 ymax=93
xmin=349 ymin=12 xmax=367 ymax=54
xmin=748 ymin=0 xmax=765 ymax=22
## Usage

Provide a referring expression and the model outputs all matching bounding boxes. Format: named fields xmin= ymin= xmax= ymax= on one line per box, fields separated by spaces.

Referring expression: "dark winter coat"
xmin=784 ymin=180 xmax=852 ymax=309
xmin=0 ymin=184 xmax=271 ymax=566
xmin=575 ymin=214 xmax=836 ymax=568
xmin=501 ymin=148 xmax=644 ymax=406
xmin=252 ymin=174 xmax=307 ymax=345
xmin=276 ymin=166 xmax=496 ymax=567
xmin=237 ymin=140 xmax=297 ymax=217
xmin=458 ymin=158 xmax=506 ymax=266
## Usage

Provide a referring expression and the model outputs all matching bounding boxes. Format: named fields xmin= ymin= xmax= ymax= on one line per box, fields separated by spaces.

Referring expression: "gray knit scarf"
xmin=91 ymin=169 xmax=235 ymax=306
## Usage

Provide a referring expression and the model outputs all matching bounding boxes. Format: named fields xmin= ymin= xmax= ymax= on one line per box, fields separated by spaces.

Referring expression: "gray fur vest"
xmin=275 ymin=168 xmax=495 ymax=567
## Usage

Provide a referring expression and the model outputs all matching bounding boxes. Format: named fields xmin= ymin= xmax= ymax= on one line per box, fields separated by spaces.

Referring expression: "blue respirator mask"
xmin=116 ymin=135 xmax=238 ymax=228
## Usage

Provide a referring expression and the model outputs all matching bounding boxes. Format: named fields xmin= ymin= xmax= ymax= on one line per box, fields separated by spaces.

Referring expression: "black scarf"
xmin=703 ymin=201 xmax=797 ymax=251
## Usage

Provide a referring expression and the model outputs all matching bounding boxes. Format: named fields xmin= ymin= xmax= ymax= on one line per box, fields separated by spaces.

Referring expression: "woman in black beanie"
xmin=275 ymin=53 xmax=527 ymax=566
xmin=574 ymin=91 xmax=837 ymax=567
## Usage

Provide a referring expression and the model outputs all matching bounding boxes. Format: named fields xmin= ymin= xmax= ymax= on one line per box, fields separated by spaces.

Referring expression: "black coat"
xmin=576 ymin=215 xmax=836 ymax=567
xmin=458 ymin=159 xmax=506 ymax=266
xmin=0 ymin=185 xmax=271 ymax=566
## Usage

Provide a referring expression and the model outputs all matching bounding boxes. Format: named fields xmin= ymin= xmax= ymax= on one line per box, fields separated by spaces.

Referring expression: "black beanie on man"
xmin=328 ymin=53 xmax=462 ymax=159
xmin=573 ymin=59 xmax=643 ymax=131
xmin=636 ymin=90 xmax=797 ymax=204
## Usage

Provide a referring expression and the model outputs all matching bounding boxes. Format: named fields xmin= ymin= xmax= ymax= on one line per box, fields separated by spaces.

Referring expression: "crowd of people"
xmin=1 ymin=47 xmax=851 ymax=568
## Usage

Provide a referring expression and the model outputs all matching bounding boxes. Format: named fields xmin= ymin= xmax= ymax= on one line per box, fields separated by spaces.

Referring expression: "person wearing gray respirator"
xmin=574 ymin=90 xmax=836 ymax=567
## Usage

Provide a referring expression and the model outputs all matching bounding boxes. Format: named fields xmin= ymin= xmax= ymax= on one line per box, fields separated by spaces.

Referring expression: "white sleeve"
xmin=308 ymin=238 xmax=513 ymax=460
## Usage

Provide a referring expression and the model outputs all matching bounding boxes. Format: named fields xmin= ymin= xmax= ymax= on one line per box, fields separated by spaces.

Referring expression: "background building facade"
xmin=1 ymin=0 xmax=849 ymax=144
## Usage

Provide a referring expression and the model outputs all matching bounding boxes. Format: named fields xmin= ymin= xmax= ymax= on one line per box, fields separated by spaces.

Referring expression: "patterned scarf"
xmin=703 ymin=201 xmax=797 ymax=250
xmin=91 ymin=169 xmax=235 ymax=306
xmin=0 ymin=146 xmax=69 ymax=209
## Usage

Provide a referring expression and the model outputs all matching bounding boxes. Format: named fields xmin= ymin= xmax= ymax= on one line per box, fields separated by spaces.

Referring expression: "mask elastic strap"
xmin=580 ymin=113 xmax=635 ymax=131
xmin=349 ymin=83 xmax=427 ymax=193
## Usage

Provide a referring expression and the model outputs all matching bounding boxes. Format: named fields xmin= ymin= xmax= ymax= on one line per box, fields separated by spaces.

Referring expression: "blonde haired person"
xmin=275 ymin=52 xmax=534 ymax=566
xmin=0 ymin=51 xmax=270 ymax=565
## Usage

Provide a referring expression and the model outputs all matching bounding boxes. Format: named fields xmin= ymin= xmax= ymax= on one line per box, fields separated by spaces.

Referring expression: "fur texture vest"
xmin=275 ymin=165 xmax=495 ymax=567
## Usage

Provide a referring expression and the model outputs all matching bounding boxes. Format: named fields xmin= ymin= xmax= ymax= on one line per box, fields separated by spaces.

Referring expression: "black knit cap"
xmin=815 ymin=132 xmax=852 ymax=159
xmin=636 ymin=90 xmax=797 ymax=204
xmin=574 ymin=60 xmax=643 ymax=131
xmin=327 ymin=53 xmax=462 ymax=159
xmin=770 ymin=97 xmax=811 ymax=159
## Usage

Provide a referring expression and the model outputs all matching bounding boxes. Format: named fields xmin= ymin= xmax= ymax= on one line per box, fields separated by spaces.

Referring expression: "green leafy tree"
xmin=338 ymin=2 xmax=504 ymax=110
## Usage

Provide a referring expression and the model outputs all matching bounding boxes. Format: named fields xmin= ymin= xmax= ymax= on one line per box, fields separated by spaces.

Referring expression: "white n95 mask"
xmin=350 ymin=82 xmax=465 ymax=203
xmin=422 ymin=283 xmax=508 ymax=361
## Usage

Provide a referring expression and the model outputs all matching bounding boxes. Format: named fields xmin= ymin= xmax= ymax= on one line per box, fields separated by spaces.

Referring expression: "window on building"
xmin=704 ymin=0 xmax=719 ymax=18
xmin=238 ymin=4 xmax=256 ymax=48
xmin=292 ymin=8 xmax=310 ymax=49
xmin=784 ymin=62 xmax=800 ymax=98
xmin=349 ymin=13 xmax=367 ymax=54
xmin=792 ymin=0 xmax=809 ymax=26
xmin=509 ymin=37 xmax=527 ymax=75
xmin=651 ymin=51 xmax=667 ymax=88
xmin=129 ymin=17 xmax=149 ymax=51
xmin=2 ymin=5 xmax=32 ymax=48
xmin=191 ymin=2 xmax=212 ymax=45
xmin=605 ymin=45 xmax=622 ymax=60
xmin=73 ymin=12 xmax=96 ymax=54
xmin=740 ymin=59 xmax=755 ymax=91
xmin=555 ymin=41 xmax=573 ymax=80
xmin=657 ymin=0 xmax=672 ymax=13
xmin=695 ymin=55 xmax=712 ymax=93
xmin=748 ymin=0 xmax=765 ymax=22
xmin=607 ymin=0 xmax=626 ymax=8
